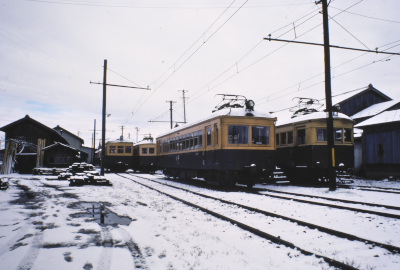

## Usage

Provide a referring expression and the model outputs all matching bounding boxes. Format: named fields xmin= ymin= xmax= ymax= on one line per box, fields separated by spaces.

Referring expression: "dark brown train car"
xmin=276 ymin=111 xmax=354 ymax=184
xmin=157 ymin=105 xmax=276 ymax=187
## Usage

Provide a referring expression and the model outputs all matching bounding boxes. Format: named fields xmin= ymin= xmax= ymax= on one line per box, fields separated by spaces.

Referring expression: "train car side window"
xmin=198 ymin=130 xmax=203 ymax=148
xmin=228 ymin=125 xmax=249 ymax=144
xmin=252 ymin=126 xmax=269 ymax=145
xmin=297 ymin=129 xmax=306 ymax=145
xmin=206 ymin=126 xmax=212 ymax=146
xmin=214 ymin=124 xmax=219 ymax=145
xmin=142 ymin=148 xmax=148 ymax=154
xmin=276 ymin=134 xmax=280 ymax=146
xmin=344 ymin=128 xmax=352 ymax=142
xmin=288 ymin=131 xmax=294 ymax=144
xmin=280 ymin=132 xmax=286 ymax=145
xmin=317 ymin=128 xmax=327 ymax=141
xmin=335 ymin=129 xmax=343 ymax=143
xmin=109 ymin=146 xmax=116 ymax=154
xmin=149 ymin=148 xmax=155 ymax=154
xmin=125 ymin=146 xmax=132 ymax=153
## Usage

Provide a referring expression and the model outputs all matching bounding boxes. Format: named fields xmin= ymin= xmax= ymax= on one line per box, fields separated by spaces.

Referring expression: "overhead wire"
xmin=125 ymin=0 xmax=250 ymax=126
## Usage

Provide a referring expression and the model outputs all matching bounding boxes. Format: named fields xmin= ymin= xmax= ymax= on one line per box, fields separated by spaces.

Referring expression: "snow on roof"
xmin=351 ymin=100 xmax=400 ymax=119
xmin=276 ymin=111 xmax=352 ymax=127
xmin=355 ymin=109 xmax=400 ymax=128
xmin=353 ymin=127 xmax=363 ymax=138
xmin=135 ymin=139 xmax=155 ymax=146
xmin=107 ymin=137 xmax=134 ymax=143
xmin=42 ymin=142 xmax=79 ymax=151
xmin=157 ymin=107 xmax=275 ymax=138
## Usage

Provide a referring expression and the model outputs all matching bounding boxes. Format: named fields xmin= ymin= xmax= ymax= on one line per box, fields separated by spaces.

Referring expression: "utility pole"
xmin=101 ymin=60 xmax=107 ymax=176
xmin=92 ymin=119 xmax=96 ymax=165
xmin=179 ymin=89 xmax=188 ymax=124
xmin=135 ymin=127 xmax=139 ymax=142
xmin=320 ymin=0 xmax=336 ymax=191
xmin=166 ymin=101 xmax=177 ymax=129
xmin=120 ymin=126 xmax=125 ymax=139
xmin=91 ymin=59 xmax=150 ymax=176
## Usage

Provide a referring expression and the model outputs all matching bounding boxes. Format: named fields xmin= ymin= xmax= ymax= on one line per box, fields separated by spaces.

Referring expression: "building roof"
xmin=53 ymin=125 xmax=84 ymax=144
xmin=0 ymin=115 xmax=68 ymax=144
xmin=42 ymin=142 xmax=79 ymax=152
xmin=355 ymin=109 xmax=400 ymax=128
xmin=351 ymin=100 xmax=400 ymax=120
xmin=332 ymin=84 xmax=392 ymax=106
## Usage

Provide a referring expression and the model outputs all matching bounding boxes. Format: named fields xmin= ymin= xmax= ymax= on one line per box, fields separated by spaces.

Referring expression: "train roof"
xmin=134 ymin=140 xmax=156 ymax=146
xmin=276 ymin=111 xmax=353 ymax=127
xmin=157 ymin=107 xmax=275 ymax=138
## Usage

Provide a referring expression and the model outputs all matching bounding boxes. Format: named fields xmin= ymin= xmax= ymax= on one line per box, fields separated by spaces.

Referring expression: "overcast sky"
xmin=1 ymin=0 xmax=399 ymax=147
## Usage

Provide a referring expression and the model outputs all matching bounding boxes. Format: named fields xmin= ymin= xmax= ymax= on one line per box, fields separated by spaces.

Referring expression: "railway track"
xmin=117 ymin=173 xmax=400 ymax=269
xmin=249 ymin=187 xmax=400 ymax=219
xmin=338 ymin=184 xmax=400 ymax=194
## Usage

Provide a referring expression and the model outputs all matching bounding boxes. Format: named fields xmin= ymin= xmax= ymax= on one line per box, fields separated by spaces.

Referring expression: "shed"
xmin=355 ymin=110 xmax=400 ymax=178
xmin=41 ymin=142 xmax=87 ymax=168
xmin=333 ymin=84 xmax=392 ymax=117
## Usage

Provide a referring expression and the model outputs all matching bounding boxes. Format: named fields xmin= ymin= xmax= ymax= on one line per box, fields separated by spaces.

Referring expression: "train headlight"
xmin=245 ymin=99 xmax=255 ymax=111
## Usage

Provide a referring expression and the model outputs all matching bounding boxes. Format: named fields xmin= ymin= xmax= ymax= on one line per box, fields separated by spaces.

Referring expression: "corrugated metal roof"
xmin=355 ymin=110 xmax=400 ymax=128
xmin=351 ymin=100 xmax=400 ymax=119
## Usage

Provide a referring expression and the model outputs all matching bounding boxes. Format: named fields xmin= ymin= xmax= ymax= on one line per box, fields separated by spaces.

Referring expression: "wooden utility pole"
xmin=101 ymin=60 xmax=107 ymax=176
xmin=321 ymin=0 xmax=336 ymax=191
xmin=166 ymin=101 xmax=177 ymax=129
xmin=179 ymin=89 xmax=188 ymax=124
xmin=91 ymin=59 xmax=150 ymax=175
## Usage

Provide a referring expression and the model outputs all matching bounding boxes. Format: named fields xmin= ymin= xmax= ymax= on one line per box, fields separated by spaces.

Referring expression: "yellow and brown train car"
xmin=156 ymin=106 xmax=276 ymax=187
xmin=103 ymin=138 xmax=134 ymax=172
xmin=133 ymin=137 xmax=157 ymax=173
xmin=276 ymin=111 xmax=354 ymax=184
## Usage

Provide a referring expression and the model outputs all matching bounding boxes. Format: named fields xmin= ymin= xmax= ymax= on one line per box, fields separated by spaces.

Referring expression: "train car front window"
xmin=297 ymin=129 xmax=306 ymax=145
xmin=109 ymin=146 xmax=116 ymax=154
xmin=142 ymin=148 xmax=148 ymax=154
xmin=228 ymin=125 xmax=249 ymax=144
xmin=149 ymin=148 xmax=155 ymax=154
xmin=317 ymin=128 xmax=327 ymax=141
xmin=335 ymin=129 xmax=343 ymax=143
xmin=344 ymin=128 xmax=352 ymax=142
xmin=252 ymin=126 xmax=270 ymax=145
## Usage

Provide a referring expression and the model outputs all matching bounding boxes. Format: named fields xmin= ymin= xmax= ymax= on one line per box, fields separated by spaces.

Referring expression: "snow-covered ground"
xmin=1 ymin=173 xmax=400 ymax=270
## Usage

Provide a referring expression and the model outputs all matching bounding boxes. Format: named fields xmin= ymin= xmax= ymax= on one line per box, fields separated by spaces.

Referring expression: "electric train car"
xmin=156 ymin=95 xmax=276 ymax=187
xmin=103 ymin=137 xmax=134 ymax=172
xmin=275 ymin=102 xmax=354 ymax=185
xmin=133 ymin=136 xmax=157 ymax=173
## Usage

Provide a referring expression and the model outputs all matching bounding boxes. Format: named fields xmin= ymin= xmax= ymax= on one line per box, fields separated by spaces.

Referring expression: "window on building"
xmin=317 ymin=128 xmax=327 ymax=141
xmin=297 ymin=129 xmax=306 ymax=145
xmin=252 ymin=126 xmax=270 ymax=145
xmin=228 ymin=125 xmax=249 ymax=144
